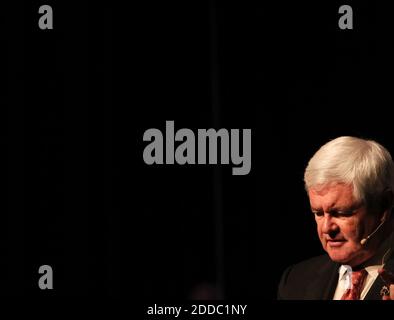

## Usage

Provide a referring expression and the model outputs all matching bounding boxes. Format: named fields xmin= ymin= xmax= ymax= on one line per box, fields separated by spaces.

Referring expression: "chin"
xmin=328 ymin=254 xmax=351 ymax=264
xmin=328 ymin=252 xmax=346 ymax=262
xmin=327 ymin=248 xmax=366 ymax=266
xmin=326 ymin=248 xmax=353 ymax=264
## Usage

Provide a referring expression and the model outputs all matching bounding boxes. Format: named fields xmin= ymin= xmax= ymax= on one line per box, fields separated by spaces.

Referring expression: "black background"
xmin=5 ymin=1 xmax=115 ymax=295
xmin=5 ymin=0 xmax=394 ymax=306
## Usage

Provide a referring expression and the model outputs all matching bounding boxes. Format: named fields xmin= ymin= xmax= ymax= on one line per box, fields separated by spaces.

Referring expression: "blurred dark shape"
xmin=188 ymin=282 xmax=221 ymax=300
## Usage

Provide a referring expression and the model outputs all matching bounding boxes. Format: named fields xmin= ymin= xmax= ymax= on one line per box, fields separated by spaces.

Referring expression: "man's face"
xmin=309 ymin=183 xmax=379 ymax=267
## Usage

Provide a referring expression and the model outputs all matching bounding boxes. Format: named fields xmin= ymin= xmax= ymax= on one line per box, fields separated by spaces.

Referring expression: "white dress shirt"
xmin=333 ymin=264 xmax=380 ymax=300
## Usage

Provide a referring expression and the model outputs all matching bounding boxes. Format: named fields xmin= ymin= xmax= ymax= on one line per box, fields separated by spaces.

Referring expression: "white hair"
xmin=304 ymin=136 xmax=394 ymax=205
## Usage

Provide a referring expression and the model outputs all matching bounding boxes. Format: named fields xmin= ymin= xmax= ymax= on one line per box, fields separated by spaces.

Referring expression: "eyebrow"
xmin=310 ymin=204 xmax=361 ymax=213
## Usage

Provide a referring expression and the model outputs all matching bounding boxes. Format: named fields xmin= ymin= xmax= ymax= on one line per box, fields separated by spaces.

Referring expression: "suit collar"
xmin=307 ymin=258 xmax=340 ymax=299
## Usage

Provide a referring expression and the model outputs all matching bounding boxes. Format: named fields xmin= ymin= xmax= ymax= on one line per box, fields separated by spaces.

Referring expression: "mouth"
xmin=326 ymin=239 xmax=346 ymax=248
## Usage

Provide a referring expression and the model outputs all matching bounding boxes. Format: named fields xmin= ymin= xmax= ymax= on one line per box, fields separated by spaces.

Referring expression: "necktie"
xmin=341 ymin=269 xmax=368 ymax=300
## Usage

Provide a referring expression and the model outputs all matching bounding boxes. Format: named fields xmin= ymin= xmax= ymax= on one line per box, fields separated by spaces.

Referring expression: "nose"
xmin=321 ymin=213 xmax=339 ymax=234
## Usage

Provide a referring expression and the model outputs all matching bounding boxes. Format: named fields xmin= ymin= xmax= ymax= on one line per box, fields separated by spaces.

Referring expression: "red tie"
xmin=341 ymin=269 xmax=368 ymax=300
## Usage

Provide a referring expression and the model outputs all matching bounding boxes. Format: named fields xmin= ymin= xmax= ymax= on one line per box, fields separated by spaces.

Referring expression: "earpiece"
xmin=360 ymin=212 xmax=387 ymax=246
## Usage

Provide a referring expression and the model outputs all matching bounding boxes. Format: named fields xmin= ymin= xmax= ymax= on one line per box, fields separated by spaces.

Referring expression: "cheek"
xmin=315 ymin=219 xmax=323 ymax=235
xmin=340 ymin=220 xmax=361 ymax=240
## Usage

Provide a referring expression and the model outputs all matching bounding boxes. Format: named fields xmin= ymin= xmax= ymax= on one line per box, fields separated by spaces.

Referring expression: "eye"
xmin=336 ymin=210 xmax=354 ymax=217
xmin=312 ymin=210 xmax=323 ymax=217
xmin=328 ymin=209 xmax=355 ymax=217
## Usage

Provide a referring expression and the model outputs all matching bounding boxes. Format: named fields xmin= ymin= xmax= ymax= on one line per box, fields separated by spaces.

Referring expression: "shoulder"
xmin=277 ymin=254 xmax=335 ymax=299
xmin=287 ymin=254 xmax=332 ymax=275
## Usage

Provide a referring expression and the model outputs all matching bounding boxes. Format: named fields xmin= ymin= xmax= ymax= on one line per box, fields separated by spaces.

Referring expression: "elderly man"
xmin=278 ymin=136 xmax=394 ymax=300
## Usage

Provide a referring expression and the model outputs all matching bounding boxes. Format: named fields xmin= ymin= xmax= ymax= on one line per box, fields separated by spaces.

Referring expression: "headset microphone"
xmin=360 ymin=215 xmax=387 ymax=246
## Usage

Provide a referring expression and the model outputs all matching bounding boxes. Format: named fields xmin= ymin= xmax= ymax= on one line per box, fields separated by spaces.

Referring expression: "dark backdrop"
xmin=5 ymin=1 xmax=115 ymax=295
xmin=137 ymin=1 xmax=394 ymax=301
xmin=5 ymin=1 xmax=394 ymax=301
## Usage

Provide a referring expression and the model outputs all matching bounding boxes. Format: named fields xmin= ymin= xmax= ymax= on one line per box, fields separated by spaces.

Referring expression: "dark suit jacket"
xmin=278 ymin=252 xmax=394 ymax=300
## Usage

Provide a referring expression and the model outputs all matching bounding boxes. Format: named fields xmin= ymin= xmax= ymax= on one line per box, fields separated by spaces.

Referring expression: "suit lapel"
xmin=364 ymin=253 xmax=394 ymax=300
xmin=306 ymin=260 xmax=339 ymax=299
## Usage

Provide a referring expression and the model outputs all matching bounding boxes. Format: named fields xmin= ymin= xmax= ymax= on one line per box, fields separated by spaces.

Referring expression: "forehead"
xmin=309 ymin=183 xmax=357 ymax=209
